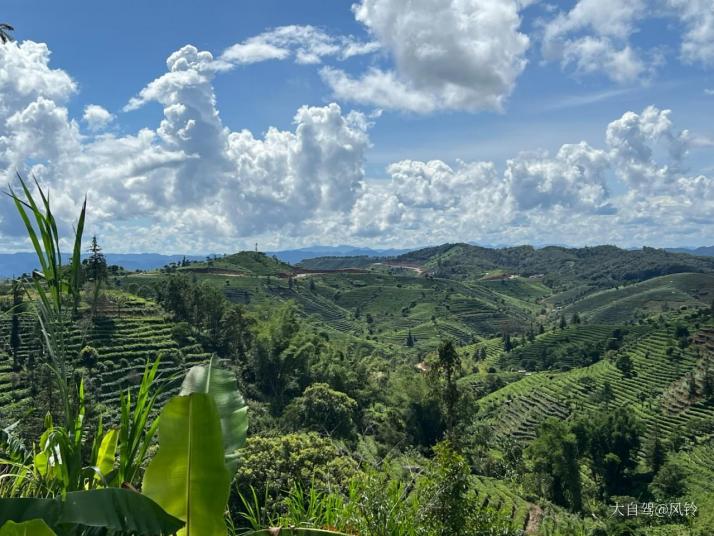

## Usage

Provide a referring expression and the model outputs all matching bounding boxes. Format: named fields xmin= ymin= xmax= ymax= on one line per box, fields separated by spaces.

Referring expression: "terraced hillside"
xmin=300 ymin=243 xmax=714 ymax=291
xmin=498 ymin=323 xmax=630 ymax=371
xmin=0 ymin=291 xmax=212 ymax=427
xmin=561 ymin=272 xmax=714 ymax=323
xmin=477 ymin=317 xmax=714 ymax=444
xmin=473 ymin=318 xmax=714 ymax=528
xmin=125 ymin=259 xmax=539 ymax=349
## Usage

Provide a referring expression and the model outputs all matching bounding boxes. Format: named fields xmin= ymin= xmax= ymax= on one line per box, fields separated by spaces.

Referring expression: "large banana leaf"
xmin=179 ymin=357 xmax=248 ymax=472
xmin=0 ymin=520 xmax=56 ymax=535
xmin=143 ymin=394 xmax=231 ymax=536
xmin=0 ymin=489 xmax=184 ymax=535
xmin=0 ymin=499 xmax=59 ymax=527
xmin=60 ymin=489 xmax=184 ymax=534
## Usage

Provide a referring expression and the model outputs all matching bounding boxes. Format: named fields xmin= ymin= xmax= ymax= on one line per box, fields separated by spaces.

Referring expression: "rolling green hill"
xmin=300 ymin=243 xmax=714 ymax=291
xmin=4 ymin=241 xmax=714 ymax=535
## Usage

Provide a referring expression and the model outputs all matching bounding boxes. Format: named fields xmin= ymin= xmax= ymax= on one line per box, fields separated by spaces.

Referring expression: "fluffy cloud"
xmin=323 ymin=0 xmax=530 ymax=113
xmin=541 ymin=0 xmax=650 ymax=83
xmin=221 ymin=25 xmax=378 ymax=66
xmin=82 ymin=104 xmax=114 ymax=131
xmin=1 ymin=42 xmax=371 ymax=250
xmin=505 ymin=143 xmax=612 ymax=212
xmin=0 ymin=41 xmax=76 ymax=116
xmin=667 ymin=0 xmax=714 ymax=66
xmin=1 ymin=38 xmax=713 ymax=251
xmin=605 ymin=105 xmax=690 ymax=191
xmin=345 ymin=105 xmax=713 ymax=246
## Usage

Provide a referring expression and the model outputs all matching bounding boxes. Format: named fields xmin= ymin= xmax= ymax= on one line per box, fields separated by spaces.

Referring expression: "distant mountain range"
xmin=666 ymin=246 xmax=714 ymax=257
xmin=2 ymin=244 xmax=712 ymax=278
xmin=268 ymin=246 xmax=413 ymax=264
xmin=0 ymin=246 xmax=414 ymax=278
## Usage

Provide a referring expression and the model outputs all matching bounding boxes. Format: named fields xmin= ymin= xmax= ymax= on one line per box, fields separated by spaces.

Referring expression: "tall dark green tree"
xmin=85 ymin=235 xmax=107 ymax=281
xmin=503 ymin=333 xmax=512 ymax=352
xmin=433 ymin=340 xmax=462 ymax=440
xmin=85 ymin=235 xmax=107 ymax=318
xmin=585 ymin=407 xmax=642 ymax=497
xmin=526 ymin=419 xmax=582 ymax=511
xmin=647 ymin=426 xmax=666 ymax=474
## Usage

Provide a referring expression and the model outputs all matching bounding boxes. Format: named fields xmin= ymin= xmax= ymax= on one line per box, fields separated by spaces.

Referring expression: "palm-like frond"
xmin=0 ymin=23 xmax=14 ymax=44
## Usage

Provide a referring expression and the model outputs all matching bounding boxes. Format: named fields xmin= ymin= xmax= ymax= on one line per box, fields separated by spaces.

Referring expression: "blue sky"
xmin=1 ymin=0 xmax=713 ymax=253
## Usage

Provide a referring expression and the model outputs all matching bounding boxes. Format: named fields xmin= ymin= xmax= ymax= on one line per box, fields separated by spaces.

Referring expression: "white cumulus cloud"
xmin=540 ymin=0 xmax=650 ymax=83
xmin=323 ymin=0 xmax=530 ymax=113
xmin=82 ymin=104 xmax=114 ymax=131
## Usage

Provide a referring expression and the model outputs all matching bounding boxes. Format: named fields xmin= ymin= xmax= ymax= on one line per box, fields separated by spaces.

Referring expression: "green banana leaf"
xmin=60 ymin=489 xmax=184 ymax=534
xmin=179 ymin=356 xmax=248 ymax=472
xmin=0 ymin=498 xmax=60 ymax=527
xmin=0 ymin=489 xmax=184 ymax=535
xmin=0 ymin=519 xmax=56 ymax=535
xmin=143 ymin=394 xmax=231 ymax=536
xmin=94 ymin=428 xmax=119 ymax=482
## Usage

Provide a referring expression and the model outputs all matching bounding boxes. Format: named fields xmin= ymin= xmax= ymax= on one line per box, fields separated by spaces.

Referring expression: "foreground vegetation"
xmin=1 ymin=179 xmax=714 ymax=534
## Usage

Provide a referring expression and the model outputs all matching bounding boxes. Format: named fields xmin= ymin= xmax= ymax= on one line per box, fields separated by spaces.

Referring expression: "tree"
xmin=597 ymin=381 xmax=615 ymax=407
xmin=526 ymin=419 xmax=582 ymax=511
xmin=248 ymin=302 xmax=315 ymax=409
xmin=79 ymin=345 xmax=99 ymax=369
xmin=559 ymin=314 xmax=567 ymax=329
xmin=650 ymin=460 xmax=687 ymax=500
xmin=503 ymin=333 xmax=512 ymax=352
xmin=232 ymin=433 xmax=358 ymax=515
xmin=85 ymin=235 xmax=107 ymax=281
xmin=418 ymin=441 xmax=472 ymax=535
xmin=433 ymin=340 xmax=462 ymax=440
xmin=0 ymin=22 xmax=14 ymax=44
xmin=217 ymin=305 xmax=253 ymax=363
xmin=10 ymin=278 xmax=23 ymax=370
xmin=85 ymin=236 xmax=108 ymax=318
xmin=405 ymin=330 xmax=415 ymax=347
xmin=615 ymin=353 xmax=634 ymax=378
xmin=284 ymin=382 xmax=357 ymax=439
xmin=571 ymin=312 xmax=581 ymax=325
xmin=585 ymin=407 xmax=642 ymax=497
xmin=647 ymin=427 xmax=666 ymax=474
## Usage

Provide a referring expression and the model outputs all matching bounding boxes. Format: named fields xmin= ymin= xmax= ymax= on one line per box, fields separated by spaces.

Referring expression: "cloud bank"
xmin=0 ymin=33 xmax=713 ymax=252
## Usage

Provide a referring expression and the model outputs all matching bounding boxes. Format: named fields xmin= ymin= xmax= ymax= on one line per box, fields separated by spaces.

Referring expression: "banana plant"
xmin=143 ymin=394 xmax=231 ymax=536
xmin=0 ymin=488 xmax=184 ymax=535
xmin=0 ymin=519 xmax=55 ymax=535
xmin=179 ymin=356 xmax=248 ymax=472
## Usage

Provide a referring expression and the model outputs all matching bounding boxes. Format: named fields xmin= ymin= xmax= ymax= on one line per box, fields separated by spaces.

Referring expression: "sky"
xmin=1 ymin=0 xmax=713 ymax=254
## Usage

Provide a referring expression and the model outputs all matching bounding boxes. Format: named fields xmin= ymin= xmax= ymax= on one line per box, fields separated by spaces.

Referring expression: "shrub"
xmin=283 ymin=383 xmax=358 ymax=439
xmin=79 ymin=345 xmax=99 ymax=368
xmin=233 ymin=433 xmax=359 ymax=516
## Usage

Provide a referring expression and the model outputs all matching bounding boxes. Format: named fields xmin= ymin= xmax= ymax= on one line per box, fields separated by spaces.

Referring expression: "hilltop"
xmin=300 ymin=243 xmax=714 ymax=288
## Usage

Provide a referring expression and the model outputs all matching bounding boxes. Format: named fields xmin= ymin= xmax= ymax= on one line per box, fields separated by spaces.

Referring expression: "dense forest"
xmin=1 ymin=180 xmax=714 ymax=535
